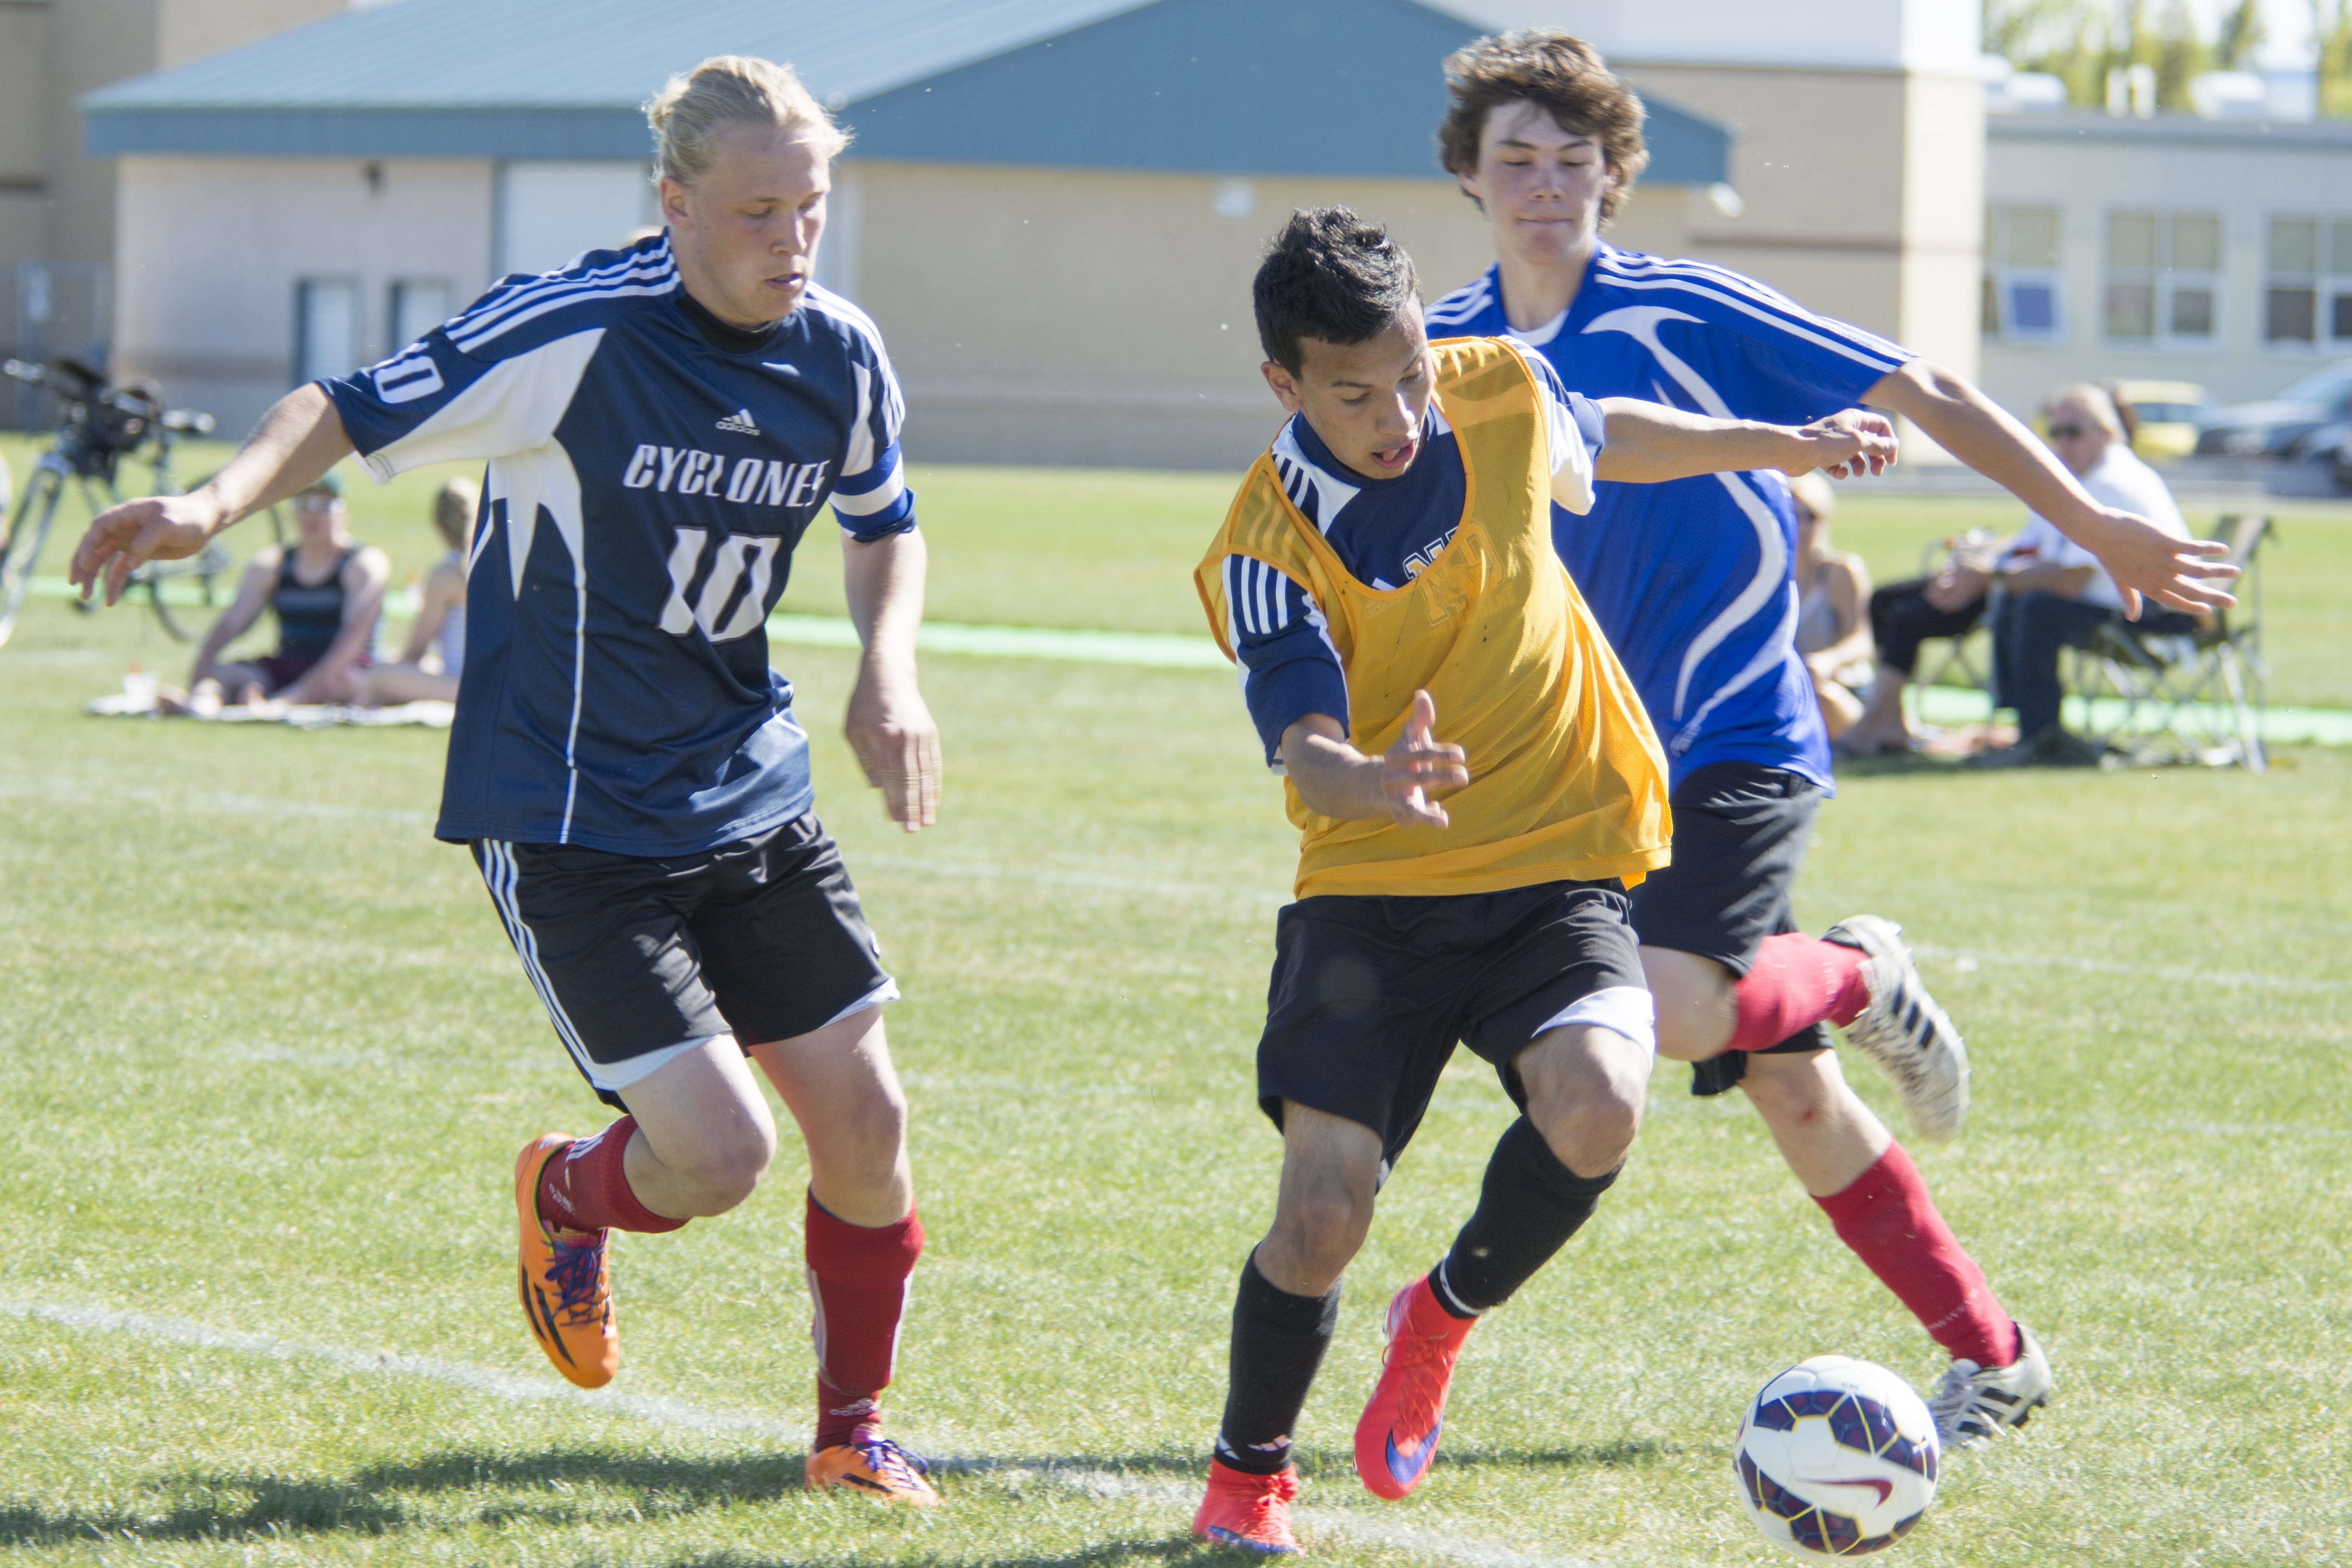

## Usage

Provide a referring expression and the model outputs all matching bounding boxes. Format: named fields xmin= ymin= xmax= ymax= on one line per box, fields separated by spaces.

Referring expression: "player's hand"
xmin=1777 ymin=409 xmax=1899 ymax=479
xmin=2067 ymin=506 xmax=2238 ymax=619
xmin=1378 ymin=690 xmax=1467 ymax=830
xmin=70 ymin=493 xmax=224 ymax=606
xmin=1923 ymin=562 xmax=1991 ymax=613
xmin=846 ymin=664 xmax=940 ymax=832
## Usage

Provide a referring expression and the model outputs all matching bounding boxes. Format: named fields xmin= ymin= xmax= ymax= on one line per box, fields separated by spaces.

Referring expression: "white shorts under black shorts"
xmin=472 ymin=812 xmax=895 ymax=1108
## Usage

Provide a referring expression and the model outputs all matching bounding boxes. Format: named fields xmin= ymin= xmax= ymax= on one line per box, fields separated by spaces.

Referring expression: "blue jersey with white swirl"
xmin=1427 ymin=244 xmax=1912 ymax=789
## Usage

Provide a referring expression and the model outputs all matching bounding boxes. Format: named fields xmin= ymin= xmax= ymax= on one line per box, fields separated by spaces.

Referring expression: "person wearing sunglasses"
xmin=162 ymin=469 xmax=388 ymax=711
xmin=1969 ymin=384 xmax=2196 ymax=767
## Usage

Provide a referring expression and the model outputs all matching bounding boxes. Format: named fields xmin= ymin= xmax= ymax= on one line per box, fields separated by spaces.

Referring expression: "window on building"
xmin=2104 ymin=211 xmax=2220 ymax=347
xmin=2334 ymin=221 xmax=2352 ymax=344
xmin=1982 ymin=204 xmax=2063 ymax=343
xmin=2265 ymin=217 xmax=2318 ymax=345
xmin=389 ymin=278 xmax=453 ymax=352
xmin=294 ymin=278 xmax=358 ymax=385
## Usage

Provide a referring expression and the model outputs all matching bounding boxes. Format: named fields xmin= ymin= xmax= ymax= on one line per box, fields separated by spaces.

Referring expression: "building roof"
xmin=1987 ymin=109 xmax=2352 ymax=152
xmin=80 ymin=0 xmax=1729 ymax=184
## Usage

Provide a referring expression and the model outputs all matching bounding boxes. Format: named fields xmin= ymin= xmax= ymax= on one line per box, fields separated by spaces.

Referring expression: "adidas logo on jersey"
xmin=716 ymin=408 xmax=761 ymax=435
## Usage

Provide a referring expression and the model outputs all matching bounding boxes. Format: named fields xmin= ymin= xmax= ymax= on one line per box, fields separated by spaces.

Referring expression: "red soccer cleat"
xmin=1353 ymin=1274 xmax=1474 ymax=1500
xmin=1193 ymin=1458 xmax=1302 ymax=1554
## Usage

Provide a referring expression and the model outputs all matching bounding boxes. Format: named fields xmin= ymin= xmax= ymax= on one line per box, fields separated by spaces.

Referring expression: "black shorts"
xmin=1626 ymin=762 xmax=1830 ymax=1095
xmin=473 ymin=813 xmax=893 ymax=1108
xmin=1255 ymin=880 xmax=1650 ymax=1172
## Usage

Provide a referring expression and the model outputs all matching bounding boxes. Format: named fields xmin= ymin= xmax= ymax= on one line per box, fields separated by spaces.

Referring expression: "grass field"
xmin=1 ymin=448 xmax=2349 ymax=1567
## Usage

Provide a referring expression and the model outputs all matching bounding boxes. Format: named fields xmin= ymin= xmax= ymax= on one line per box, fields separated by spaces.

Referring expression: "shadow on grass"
xmin=670 ymin=1539 xmax=1201 ymax=1568
xmin=0 ymin=1447 xmax=1205 ymax=1548
xmin=1433 ymin=1435 xmax=1685 ymax=1472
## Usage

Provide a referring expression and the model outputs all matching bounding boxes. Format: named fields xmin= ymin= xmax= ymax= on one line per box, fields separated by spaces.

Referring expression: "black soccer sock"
xmin=1432 ymin=1116 xmax=1621 ymax=1318
xmin=1212 ymin=1250 xmax=1340 ymax=1476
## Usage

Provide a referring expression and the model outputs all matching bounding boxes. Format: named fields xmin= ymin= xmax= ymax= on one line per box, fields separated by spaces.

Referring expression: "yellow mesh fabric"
xmin=1195 ymin=337 xmax=1670 ymax=899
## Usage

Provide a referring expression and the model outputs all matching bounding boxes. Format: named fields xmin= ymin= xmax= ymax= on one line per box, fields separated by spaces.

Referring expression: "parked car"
xmin=2107 ymin=379 xmax=2211 ymax=462
xmin=2194 ymin=360 xmax=2352 ymax=455
xmin=2296 ymin=418 xmax=2352 ymax=490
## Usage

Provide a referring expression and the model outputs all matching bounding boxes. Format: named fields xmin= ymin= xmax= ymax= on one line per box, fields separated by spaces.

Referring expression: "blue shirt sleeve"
xmin=1617 ymin=257 xmax=1912 ymax=424
xmin=1222 ymin=553 xmax=1347 ymax=768
xmin=826 ymin=324 xmax=918 ymax=543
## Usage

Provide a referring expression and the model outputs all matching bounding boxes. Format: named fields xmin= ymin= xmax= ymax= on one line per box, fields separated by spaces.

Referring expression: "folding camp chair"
xmin=2065 ymin=514 xmax=2270 ymax=771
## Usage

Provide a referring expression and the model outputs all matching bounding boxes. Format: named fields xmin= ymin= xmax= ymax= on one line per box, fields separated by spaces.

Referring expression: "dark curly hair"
xmin=1436 ymin=30 xmax=1649 ymax=223
xmin=1252 ymin=207 xmax=1421 ymax=376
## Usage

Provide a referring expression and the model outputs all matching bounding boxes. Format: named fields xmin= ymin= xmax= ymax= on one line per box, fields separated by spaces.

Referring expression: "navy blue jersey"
xmin=325 ymin=234 xmax=915 ymax=855
xmin=1221 ymin=343 xmax=1605 ymax=764
xmin=1427 ymin=245 xmax=1912 ymax=789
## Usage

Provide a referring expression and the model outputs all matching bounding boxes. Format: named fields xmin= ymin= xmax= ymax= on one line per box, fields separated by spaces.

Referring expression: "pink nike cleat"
xmin=1353 ymin=1273 xmax=1474 ymax=1500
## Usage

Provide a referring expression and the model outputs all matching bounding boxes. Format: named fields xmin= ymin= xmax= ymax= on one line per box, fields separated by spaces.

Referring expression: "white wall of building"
xmin=1980 ymin=126 xmax=2352 ymax=415
xmin=1440 ymin=0 xmax=1982 ymax=74
xmin=495 ymin=161 xmax=655 ymax=277
xmin=113 ymin=154 xmax=492 ymax=433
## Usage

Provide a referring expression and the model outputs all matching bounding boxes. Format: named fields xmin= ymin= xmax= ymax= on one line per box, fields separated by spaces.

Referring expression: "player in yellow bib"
xmin=1187 ymin=208 xmax=1898 ymax=1554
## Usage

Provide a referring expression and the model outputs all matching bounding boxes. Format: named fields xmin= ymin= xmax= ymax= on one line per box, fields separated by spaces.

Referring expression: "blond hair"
xmin=1789 ymin=470 xmax=1835 ymax=525
xmin=646 ymin=55 xmax=847 ymax=187
xmin=432 ymin=475 xmax=479 ymax=550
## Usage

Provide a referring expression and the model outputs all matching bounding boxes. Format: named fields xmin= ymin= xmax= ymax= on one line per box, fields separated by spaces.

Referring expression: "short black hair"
xmin=1253 ymin=207 xmax=1421 ymax=376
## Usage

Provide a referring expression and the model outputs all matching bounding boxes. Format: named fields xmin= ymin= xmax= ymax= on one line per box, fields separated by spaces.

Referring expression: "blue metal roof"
xmin=81 ymin=0 xmax=1728 ymax=184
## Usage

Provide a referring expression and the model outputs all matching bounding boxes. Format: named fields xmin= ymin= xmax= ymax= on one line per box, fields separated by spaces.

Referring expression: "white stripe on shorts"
xmin=1534 ymin=984 xmax=1657 ymax=1057
xmin=476 ymin=839 xmax=599 ymax=1082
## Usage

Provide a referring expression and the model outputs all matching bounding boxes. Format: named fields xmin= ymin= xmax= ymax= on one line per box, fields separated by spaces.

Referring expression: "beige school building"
xmin=37 ymin=0 xmax=1994 ymax=466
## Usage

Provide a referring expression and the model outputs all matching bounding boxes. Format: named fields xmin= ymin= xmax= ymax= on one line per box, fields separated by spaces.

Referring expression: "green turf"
xmin=2 ymin=453 xmax=2350 ymax=1566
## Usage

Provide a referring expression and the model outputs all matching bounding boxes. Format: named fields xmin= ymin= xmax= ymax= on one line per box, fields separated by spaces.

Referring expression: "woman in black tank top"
xmin=170 ymin=474 xmax=391 ymax=709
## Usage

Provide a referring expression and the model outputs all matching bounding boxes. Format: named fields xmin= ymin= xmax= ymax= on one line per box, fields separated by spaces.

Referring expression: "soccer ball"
xmin=1732 ymin=1356 xmax=1939 ymax=1560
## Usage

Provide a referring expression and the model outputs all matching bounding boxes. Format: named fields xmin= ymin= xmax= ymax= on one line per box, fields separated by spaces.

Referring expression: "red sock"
xmin=535 ymin=1117 xmax=687 ymax=1237
xmin=1814 ymin=1143 xmax=2019 ymax=1368
xmin=806 ymin=1194 xmax=923 ymax=1450
xmin=1724 ymin=933 xmax=1872 ymax=1052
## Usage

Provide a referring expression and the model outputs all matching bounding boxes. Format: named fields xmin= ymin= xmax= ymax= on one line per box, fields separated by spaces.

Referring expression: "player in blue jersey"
xmin=1416 ymin=31 xmax=2235 ymax=1457
xmin=72 ymin=56 xmax=943 ymax=1506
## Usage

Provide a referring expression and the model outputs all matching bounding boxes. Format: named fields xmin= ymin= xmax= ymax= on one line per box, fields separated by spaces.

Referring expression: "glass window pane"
xmin=2169 ymin=286 xmax=2214 ymax=337
xmin=2266 ymin=286 xmax=2317 ymax=342
xmin=2331 ymin=220 xmax=2352 ymax=276
xmin=2170 ymin=214 xmax=2221 ymax=273
xmin=2105 ymin=282 xmax=2156 ymax=339
xmin=2109 ymin=212 xmax=2158 ymax=269
xmin=2009 ymin=207 xmax=2060 ymax=267
xmin=2271 ymin=217 xmax=2319 ymax=275
xmin=390 ymin=279 xmax=452 ymax=350
xmin=2332 ymin=292 xmax=2352 ymax=341
xmin=1981 ymin=273 xmax=2001 ymax=336
xmin=2009 ymin=280 xmax=2058 ymax=334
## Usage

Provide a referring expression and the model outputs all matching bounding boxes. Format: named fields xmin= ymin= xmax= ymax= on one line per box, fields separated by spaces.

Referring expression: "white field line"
xmin=1913 ymin=943 xmax=2352 ymax=995
xmin=0 ymin=1298 xmax=1601 ymax=1568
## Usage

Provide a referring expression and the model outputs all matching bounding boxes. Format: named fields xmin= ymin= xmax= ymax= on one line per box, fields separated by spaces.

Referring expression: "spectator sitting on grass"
xmin=163 ymin=471 xmax=388 ymax=712
xmin=1972 ymin=383 xmax=2194 ymax=768
xmin=358 ymin=475 xmax=476 ymax=706
xmin=1790 ymin=470 xmax=1874 ymax=744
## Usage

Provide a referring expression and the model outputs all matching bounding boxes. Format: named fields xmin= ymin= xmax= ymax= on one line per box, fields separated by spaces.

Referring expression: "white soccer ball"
xmin=1732 ymin=1355 xmax=1940 ymax=1560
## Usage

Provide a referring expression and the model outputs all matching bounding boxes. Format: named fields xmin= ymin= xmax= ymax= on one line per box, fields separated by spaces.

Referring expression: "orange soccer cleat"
xmin=1193 ymin=1458 xmax=1302 ymax=1554
xmin=513 ymin=1133 xmax=618 ymax=1388
xmin=806 ymin=1437 xmax=941 ymax=1506
xmin=1353 ymin=1274 xmax=1474 ymax=1500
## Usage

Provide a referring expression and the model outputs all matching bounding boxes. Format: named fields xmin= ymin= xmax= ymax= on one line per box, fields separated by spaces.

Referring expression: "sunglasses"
xmin=293 ymin=494 xmax=340 ymax=512
xmin=2046 ymin=423 xmax=2092 ymax=439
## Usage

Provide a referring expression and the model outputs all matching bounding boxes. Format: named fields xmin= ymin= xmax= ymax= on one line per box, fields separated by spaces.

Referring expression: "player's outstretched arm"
xmin=843 ymin=527 xmax=940 ymax=832
xmin=1866 ymin=358 xmax=2236 ymax=618
xmin=1281 ymin=691 xmax=1467 ymax=830
xmin=1593 ymin=402 xmax=1899 ymax=485
xmin=70 ymin=384 xmax=355 ymax=607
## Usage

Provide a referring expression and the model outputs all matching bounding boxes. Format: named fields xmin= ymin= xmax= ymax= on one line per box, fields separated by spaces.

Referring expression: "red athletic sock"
xmin=805 ymin=1194 xmax=923 ymax=1450
xmin=1724 ymin=933 xmax=1872 ymax=1052
xmin=535 ymin=1117 xmax=687 ymax=1237
xmin=1814 ymin=1143 xmax=2019 ymax=1368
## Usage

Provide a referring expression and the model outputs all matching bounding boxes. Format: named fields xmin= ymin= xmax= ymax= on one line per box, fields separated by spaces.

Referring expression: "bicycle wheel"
xmin=135 ymin=543 xmax=231 ymax=642
xmin=0 ymin=461 xmax=65 ymax=649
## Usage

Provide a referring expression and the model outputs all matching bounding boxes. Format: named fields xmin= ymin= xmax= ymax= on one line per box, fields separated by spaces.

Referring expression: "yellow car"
xmin=2107 ymin=380 xmax=2212 ymax=462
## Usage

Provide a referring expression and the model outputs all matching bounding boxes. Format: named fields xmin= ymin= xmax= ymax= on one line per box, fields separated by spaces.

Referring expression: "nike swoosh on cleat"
xmin=1385 ymin=1421 xmax=1442 ymax=1485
